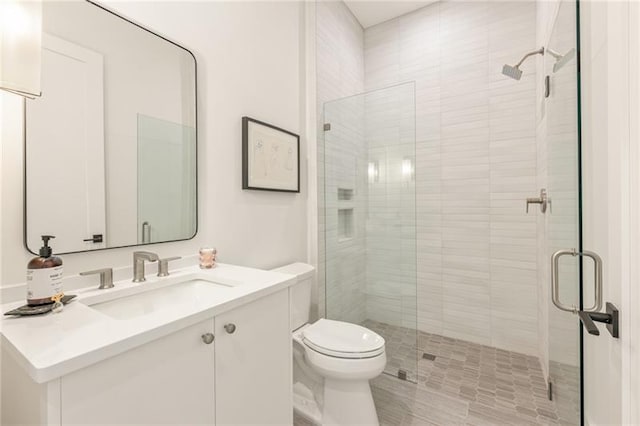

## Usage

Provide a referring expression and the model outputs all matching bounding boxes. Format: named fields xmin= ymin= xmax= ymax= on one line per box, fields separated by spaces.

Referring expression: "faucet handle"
xmin=80 ymin=268 xmax=114 ymax=290
xmin=157 ymin=256 xmax=181 ymax=277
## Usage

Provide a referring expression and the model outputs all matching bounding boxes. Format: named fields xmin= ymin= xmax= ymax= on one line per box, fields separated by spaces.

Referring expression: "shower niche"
xmin=337 ymin=208 xmax=354 ymax=241
xmin=337 ymin=188 xmax=354 ymax=241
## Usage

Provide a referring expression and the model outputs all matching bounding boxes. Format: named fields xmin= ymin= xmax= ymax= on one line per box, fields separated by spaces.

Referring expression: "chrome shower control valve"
xmin=526 ymin=189 xmax=548 ymax=213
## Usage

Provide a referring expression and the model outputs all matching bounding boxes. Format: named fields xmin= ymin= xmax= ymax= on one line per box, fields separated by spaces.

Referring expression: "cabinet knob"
xmin=224 ymin=323 xmax=236 ymax=334
xmin=201 ymin=333 xmax=215 ymax=344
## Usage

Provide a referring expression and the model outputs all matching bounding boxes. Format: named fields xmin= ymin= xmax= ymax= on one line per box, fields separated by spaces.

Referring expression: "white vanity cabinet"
xmin=215 ymin=288 xmax=292 ymax=425
xmin=61 ymin=318 xmax=216 ymax=425
xmin=1 ymin=288 xmax=292 ymax=425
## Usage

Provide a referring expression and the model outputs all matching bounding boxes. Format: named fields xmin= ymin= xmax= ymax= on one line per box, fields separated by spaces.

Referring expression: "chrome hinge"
xmin=545 ymin=75 xmax=551 ymax=98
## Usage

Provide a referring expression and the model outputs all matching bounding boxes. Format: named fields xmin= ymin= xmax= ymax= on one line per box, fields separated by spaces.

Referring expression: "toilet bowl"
xmin=272 ymin=263 xmax=387 ymax=426
xmin=293 ymin=319 xmax=386 ymax=425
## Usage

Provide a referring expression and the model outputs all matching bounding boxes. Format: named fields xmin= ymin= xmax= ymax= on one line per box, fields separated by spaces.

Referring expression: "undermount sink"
xmin=82 ymin=277 xmax=236 ymax=320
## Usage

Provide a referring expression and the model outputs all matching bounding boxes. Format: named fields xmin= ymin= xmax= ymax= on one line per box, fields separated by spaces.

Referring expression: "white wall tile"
xmin=316 ymin=0 xmax=365 ymax=323
xmin=364 ymin=0 xmax=539 ymax=355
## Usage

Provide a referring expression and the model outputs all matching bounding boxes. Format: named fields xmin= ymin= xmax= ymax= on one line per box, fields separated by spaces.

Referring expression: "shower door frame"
xmin=576 ymin=1 xmax=584 ymax=423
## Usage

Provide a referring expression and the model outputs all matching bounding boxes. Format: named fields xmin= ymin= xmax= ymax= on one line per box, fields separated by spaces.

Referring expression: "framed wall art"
xmin=242 ymin=116 xmax=300 ymax=193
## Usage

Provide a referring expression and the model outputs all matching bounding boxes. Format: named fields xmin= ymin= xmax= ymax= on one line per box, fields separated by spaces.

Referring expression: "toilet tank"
xmin=271 ymin=263 xmax=315 ymax=331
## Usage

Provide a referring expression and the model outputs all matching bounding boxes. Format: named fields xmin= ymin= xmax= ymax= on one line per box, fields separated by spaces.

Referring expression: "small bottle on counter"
xmin=26 ymin=235 xmax=64 ymax=306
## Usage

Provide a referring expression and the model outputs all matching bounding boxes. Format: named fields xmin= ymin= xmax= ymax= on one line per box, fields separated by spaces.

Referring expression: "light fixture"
xmin=0 ymin=0 xmax=42 ymax=98
xmin=368 ymin=160 xmax=379 ymax=183
xmin=402 ymin=157 xmax=414 ymax=182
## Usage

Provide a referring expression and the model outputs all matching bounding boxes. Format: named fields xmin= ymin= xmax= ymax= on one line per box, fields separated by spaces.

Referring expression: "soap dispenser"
xmin=26 ymin=235 xmax=64 ymax=305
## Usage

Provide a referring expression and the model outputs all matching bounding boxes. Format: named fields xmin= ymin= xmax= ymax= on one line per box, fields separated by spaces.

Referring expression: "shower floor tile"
xmin=365 ymin=320 xmax=577 ymax=425
xmin=362 ymin=319 xmax=422 ymax=382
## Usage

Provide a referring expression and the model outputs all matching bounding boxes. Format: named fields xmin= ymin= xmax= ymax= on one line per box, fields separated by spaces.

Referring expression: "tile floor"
xmin=295 ymin=320 xmax=580 ymax=425
xmin=363 ymin=319 xmax=421 ymax=383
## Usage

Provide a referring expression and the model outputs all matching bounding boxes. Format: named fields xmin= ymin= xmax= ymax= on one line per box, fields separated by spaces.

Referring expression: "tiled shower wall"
xmin=364 ymin=85 xmax=417 ymax=330
xmin=315 ymin=1 xmax=365 ymax=322
xmin=363 ymin=1 xmax=540 ymax=355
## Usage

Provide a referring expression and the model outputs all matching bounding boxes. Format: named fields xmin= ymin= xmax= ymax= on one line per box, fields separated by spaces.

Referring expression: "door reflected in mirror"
xmin=25 ymin=0 xmax=197 ymax=254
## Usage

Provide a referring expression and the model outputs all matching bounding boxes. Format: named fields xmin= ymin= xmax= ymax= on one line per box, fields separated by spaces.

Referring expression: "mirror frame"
xmin=23 ymin=0 xmax=198 ymax=255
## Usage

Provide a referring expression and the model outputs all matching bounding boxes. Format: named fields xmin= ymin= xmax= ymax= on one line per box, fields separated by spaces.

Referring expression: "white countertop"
xmin=0 ymin=263 xmax=297 ymax=384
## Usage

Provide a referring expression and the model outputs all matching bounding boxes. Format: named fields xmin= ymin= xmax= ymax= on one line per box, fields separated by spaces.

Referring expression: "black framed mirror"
xmin=24 ymin=0 xmax=197 ymax=255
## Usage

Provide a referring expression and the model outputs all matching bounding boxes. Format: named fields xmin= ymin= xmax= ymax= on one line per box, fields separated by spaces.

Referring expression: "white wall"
xmin=1 ymin=1 xmax=307 ymax=293
xmin=629 ymin=4 xmax=640 ymax=423
xmin=363 ymin=1 xmax=540 ymax=355
xmin=580 ymin=1 xmax=629 ymax=424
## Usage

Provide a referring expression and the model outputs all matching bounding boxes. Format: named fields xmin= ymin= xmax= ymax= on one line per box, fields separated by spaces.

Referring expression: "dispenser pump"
xmin=39 ymin=235 xmax=55 ymax=257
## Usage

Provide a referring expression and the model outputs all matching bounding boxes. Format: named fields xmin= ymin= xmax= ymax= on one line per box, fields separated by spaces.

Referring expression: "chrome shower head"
xmin=502 ymin=64 xmax=523 ymax=80
xmin=502 ymin=47 xmax=545 ymax=81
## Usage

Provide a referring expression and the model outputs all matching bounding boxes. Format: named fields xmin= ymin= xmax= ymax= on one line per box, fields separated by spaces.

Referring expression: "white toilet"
xmin=272 ymin=263 xmax=386 ymax=426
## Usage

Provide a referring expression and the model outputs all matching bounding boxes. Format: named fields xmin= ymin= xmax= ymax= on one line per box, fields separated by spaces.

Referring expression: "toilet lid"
xmin=302 ymin=319 xmax=385 ymax=359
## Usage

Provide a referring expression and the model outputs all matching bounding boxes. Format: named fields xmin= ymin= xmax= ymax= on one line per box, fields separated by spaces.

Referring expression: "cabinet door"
xmin=215 ymin=289 xmax=292 ymax=425
xmin=61 ymin=319 xmax=215 ymax=425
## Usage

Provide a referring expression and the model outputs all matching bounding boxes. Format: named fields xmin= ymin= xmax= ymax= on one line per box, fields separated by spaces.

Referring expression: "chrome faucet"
xmin=132 ymin=251 xmax=159 ymax=282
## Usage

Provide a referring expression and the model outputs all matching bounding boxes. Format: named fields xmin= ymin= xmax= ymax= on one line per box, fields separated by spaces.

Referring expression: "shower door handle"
xmin=551 ymin=248 xmax=603 ymax=314
xmin=578 ymin=303 xmax=619 ymax=338
xmin=142 ymin=221 xmax=151 ymax=244
xmin=551 ymin=249 xmax=619 ymax=338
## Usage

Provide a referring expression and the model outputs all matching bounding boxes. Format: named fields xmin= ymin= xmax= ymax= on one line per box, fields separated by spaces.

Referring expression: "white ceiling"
xmin=344 ymin=1 xmax=438 ymax=29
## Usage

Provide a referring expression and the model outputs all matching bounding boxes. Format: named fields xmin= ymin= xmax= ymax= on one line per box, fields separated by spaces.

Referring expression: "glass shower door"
xmin=546 ymin=0 xmax=581 ymax=423
xmin=137 ymin=114 xmax=196 ymax=244
xmin=323 ymin=82 xmax=417 ymax=382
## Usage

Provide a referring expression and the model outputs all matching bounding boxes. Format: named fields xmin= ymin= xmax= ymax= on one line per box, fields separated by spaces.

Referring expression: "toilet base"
xmin=322 ymin=378 xmax=379 ymax=425
xmin=293 ymin=382 xmax=322 ymax=425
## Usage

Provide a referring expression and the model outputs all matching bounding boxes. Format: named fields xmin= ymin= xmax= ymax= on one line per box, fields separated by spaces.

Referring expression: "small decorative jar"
xmin=199 ymin=247 xmax=217 ymax=269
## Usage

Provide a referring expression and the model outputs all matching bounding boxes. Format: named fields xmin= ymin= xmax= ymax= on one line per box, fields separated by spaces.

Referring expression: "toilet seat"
xmin=302 ymin=319 xmax=385 ymax=359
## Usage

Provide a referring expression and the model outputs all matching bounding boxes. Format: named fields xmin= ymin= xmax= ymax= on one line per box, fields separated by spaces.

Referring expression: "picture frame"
xmin=242 ymin=116 xmax=300 ymax=193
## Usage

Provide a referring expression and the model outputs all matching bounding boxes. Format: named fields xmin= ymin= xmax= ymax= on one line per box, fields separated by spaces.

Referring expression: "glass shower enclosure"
xmin=323 ymin=82 xmax=418 ymax=382
xmin=545 ymin=0 xmax=581 ymax=422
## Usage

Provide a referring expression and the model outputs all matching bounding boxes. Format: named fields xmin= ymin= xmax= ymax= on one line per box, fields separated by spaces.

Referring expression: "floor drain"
xmin=398 ymin=369 xmax=408 ymax=380
xmin=422 ymin=353 xmax=436 ymax=361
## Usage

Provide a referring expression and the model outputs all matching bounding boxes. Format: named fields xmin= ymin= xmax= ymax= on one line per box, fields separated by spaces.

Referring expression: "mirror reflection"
xmin=25 ymin=1 xmax=197 ymax=254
